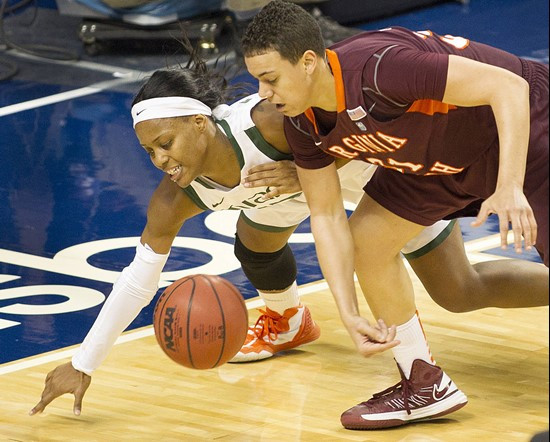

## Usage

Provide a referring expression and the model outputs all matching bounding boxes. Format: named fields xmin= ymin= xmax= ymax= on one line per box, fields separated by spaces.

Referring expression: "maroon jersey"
xmin=284 ymin=27 xmax=549 ymax=266
xmin=286 ymin=27 xmax=528 ymax=174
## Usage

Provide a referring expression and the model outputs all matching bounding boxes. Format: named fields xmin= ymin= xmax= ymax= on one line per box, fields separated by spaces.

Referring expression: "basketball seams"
xmin=202 ymin=275 xmax=226 ymax=368
xmin=186 ymin=277 xmax=197 ymax=369
xmin=153 ymin=277 xmax=190 ymax=356
xmin=217 ymin=278 xmax=248 ymax=356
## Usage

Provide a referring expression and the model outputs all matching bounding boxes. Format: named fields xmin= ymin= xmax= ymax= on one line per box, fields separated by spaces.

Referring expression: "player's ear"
xmin=303 ymin=50 xmax=318 ymax=75
xmin=193 ymin=114 xmax=208 ymax=132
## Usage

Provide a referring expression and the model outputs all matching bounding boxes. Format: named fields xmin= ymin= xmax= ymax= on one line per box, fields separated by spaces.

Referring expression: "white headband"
xmin=131 ymin=97 xmax=213 ymax=128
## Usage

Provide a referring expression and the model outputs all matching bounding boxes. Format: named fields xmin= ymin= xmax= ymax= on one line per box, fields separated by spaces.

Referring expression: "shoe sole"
xmin=229 ymin=322 xmax=321 ymax=363
xmin=342 ymin=393 xmax=468 ymax=430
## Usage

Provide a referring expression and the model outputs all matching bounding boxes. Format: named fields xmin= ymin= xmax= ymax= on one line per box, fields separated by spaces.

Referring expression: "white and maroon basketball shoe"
xmin=341 ymin=359 xmax=468 ymax=430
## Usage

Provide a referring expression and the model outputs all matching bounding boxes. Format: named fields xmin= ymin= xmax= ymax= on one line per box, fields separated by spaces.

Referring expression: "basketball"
xmin=153 ymin=274 xmax=248 ymax=369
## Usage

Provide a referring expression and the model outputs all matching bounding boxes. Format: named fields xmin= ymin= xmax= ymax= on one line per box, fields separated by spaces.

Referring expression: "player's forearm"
xmin=310 ymin=212 xmax=360 ymax=323
xmin=491 ymin=76 xmax=530 ymax=189
xmin=72 ymin=242 xmax=169 ymax=375
xmin=296 ymin=163 xmax=360 ymax=322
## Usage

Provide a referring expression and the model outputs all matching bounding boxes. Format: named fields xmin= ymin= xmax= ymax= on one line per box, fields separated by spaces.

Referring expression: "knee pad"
xmin=234 ymin=234 xmax=297 ymax=291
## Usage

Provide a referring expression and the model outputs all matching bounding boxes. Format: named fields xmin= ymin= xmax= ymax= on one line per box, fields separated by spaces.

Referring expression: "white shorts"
xmin=241 ymin=161 xmax=455 ymax=257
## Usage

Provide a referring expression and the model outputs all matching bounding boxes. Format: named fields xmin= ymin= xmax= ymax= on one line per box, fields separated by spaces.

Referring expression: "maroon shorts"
xmin=365 ymin=61 xmax=549 ymax=266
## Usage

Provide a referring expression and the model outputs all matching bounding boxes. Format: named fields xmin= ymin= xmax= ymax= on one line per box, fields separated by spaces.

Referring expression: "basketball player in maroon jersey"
xmin=242 ymin=0 xmax=548 ymax=430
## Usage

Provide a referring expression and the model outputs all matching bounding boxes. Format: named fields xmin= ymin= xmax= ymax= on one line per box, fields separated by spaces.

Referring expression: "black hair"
xmin=132 ymin=37 xmax=240 ymax=108
xmin=242 ymin=0 xmax=325 ymax=64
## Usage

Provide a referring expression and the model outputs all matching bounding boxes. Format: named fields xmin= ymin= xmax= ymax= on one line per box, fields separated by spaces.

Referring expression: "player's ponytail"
xmin=132 ymin=34 xmax=243 ymax=110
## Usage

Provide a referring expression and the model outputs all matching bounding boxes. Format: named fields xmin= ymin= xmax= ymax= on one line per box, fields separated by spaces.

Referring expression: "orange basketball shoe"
xmin=229 ymin=305 xmax=320 ymax=362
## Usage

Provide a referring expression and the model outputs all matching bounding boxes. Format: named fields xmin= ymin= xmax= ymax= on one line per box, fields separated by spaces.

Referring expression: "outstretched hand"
xmin=242 ymin=160 xmax=301 ymax=200
xmin=29 ymin=362 xmax=91 ymax=416
xmin=471 ymin=184 xmax=537 ymax=253
xmin=344 ymin=316 xmax=400 ymax=357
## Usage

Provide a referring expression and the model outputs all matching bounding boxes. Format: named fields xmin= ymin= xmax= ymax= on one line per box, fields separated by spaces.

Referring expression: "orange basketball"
xmin=153 ymin=274 xmax=248 ymax=369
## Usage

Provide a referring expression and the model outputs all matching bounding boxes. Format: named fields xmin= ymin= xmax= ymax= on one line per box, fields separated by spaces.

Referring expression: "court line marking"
xmin=0 ymin=77 xmax=141 ymax=118
xmin=0 ymin=52 xmax=236 ymax=118
xmin=6 ymin=47 xmax=235 ymax=77
xmin=463 ymin=232 xmax=513 ymax=253
xmin=5 ymin=50 xmax=149 ymax=77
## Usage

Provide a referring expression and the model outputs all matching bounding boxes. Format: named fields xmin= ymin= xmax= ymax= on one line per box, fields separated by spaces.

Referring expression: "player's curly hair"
xmin=242 ymin=0 xmax=325 ymax=64
xmin=132 ymin=36 xmax=243 ymax=109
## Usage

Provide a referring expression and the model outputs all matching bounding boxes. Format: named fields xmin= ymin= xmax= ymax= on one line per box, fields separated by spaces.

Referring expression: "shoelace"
xmin=252 ymin=308 xmax=291 ymax=341
xmin=365 ymin=378 xmax=413 ymax=415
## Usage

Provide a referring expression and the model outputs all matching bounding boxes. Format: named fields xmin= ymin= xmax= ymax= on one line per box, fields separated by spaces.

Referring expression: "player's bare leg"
xmin=408 ymin=222 xmax=549 ymax=312
xmin=340 ymin=195 xmax=467 ymax=430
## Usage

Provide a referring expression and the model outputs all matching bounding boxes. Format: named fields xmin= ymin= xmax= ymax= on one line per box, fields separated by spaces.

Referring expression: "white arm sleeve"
xmin=71 ymin=242 xmax=169 ymax=376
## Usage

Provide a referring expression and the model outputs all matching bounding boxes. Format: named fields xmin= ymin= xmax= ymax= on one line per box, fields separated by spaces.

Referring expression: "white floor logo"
xmin=0 ymin=211 xmax=522 ymax=334
xmin=0 ymin=235 xmax=240 ymax=331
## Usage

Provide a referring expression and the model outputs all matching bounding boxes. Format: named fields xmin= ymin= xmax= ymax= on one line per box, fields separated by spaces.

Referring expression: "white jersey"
xmin=183 ymin=94 xmax=301 ymax=212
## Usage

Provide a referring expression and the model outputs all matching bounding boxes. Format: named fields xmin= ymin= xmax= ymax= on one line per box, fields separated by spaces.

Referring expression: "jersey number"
xmin=414 ymin=30 xmax=470 ymax=50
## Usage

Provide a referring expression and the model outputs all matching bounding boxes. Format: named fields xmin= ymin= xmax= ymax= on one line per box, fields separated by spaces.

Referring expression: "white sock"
xmin=391 ymin=312 xmax=434 ymax=378
xmin=258 ymin=281 xmax=300 ymax=315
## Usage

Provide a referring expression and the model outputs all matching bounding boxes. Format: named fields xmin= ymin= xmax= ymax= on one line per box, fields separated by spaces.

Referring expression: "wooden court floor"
xmin=0 ymin=251 xmax=548 ymax=441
